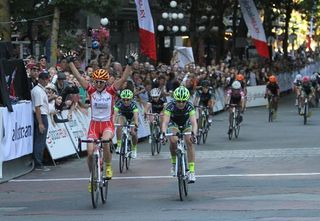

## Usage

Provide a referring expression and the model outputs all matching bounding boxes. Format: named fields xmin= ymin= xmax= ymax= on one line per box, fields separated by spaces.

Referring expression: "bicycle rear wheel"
xmin=183 ymin=154 xmax=188 ymax=196
xmin=125 ymin=142 xmax=131 ymax=170
xmin=90 ymin=155 xmax=99 ymax=208
xmin=155 ymin=126 xmax=161 ymax=154
xmin=150 ymin=124 xmax=156 ymax=155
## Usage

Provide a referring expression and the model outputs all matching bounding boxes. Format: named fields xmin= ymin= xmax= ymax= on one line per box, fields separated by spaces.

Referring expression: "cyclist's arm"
xmin=68 ymin=62 xmax=88 ymax=89
xmin=113 ymin=65 xmax=132 ymax=90
xmin=161 ymin=110 xmax=170 ymax=134
xmin=133 ymin=109 xmax=139 ymax=126
xmin=113 ymin=107 xmax=119 ymax=123
xmin=189 ymin=111 xmax=198 ymax=135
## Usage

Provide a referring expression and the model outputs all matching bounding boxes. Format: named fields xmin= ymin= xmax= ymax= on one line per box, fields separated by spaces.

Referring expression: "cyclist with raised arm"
xmin=161 ymin=86 xmax=198 ymax=183
xmin=225 ymin=81 xmax=245 ymax=134
xmin=264 ymin=75 xmax=280 ymax=117
xmin=65 ymin=52 xmax=136 ymax=189
xmin=113 ymin=89 xmax=139 ymax=158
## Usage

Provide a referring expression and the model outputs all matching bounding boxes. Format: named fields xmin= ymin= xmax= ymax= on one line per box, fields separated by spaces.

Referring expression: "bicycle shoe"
xmin=106 ymin=166 xmax=113 ymax=180
xmin=131 ymin=149 xmax=137 ymax=159
xmin=170 ymin=164 xmax=176 ymax=177
xmin=188 ymin=172 xmax=196 ymax=183
xmin=88 ymin=181 xmax=96 ymax=193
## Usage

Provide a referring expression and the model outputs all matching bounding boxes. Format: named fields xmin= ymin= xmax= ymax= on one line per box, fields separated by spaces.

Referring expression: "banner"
xmin=239 ymin=0 xmax=269 ymax=58
xmin=61 ymin=110 xmax=89 ymax=152
xmin=46 ymin=114 xmax=77 ymax=160
xmin=135 ymin=0 xmax=157 ymax=61
xmin=0 ymin=107 xmax=2 ymax=178
xmin=246 ymin=85 xmax=267 ymax=107
xmin=174 ymin=47 xmax=195 ymax=68
xmin=0 ymin=102 xmax=33 ymax=161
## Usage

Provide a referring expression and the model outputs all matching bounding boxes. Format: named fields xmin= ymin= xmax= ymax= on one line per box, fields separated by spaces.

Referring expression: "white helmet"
xmin=310 ymin=74 xmax=317 ymax=81
xmin=231 ymin=80 xmax=241 ymax=90
xmin=150 ymin=88 xmax=161 ymax=97
xmin=295 ymin=74 xmax=302 ymax=81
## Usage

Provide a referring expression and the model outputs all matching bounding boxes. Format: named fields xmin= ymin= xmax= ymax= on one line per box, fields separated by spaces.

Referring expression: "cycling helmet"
xmin=269 ymin=75 xmax=277 ymax=83
xmin=311 ymin=74 xmax=317 ymax=81
xmin=295 ymin=74 xmax=302 ymax=81
xmin=150 ymin=88 xmax=161 ymax=97
xmin=120 ymin=89 xmax=134 ymax=99
xmin=231 ymin=80 xmax=241 ymax=90
xmin=173 ymin=86 xmax=190 ymax=101
xmin=201 ymin=80 xmax=210 ymax=87
xmin=302 ymin=76 xmax=310 ymax=83
xmin=92 ymin=69 xmax=109 ymax=81
xmin=236 ymin=74 xmax=244 ymax=81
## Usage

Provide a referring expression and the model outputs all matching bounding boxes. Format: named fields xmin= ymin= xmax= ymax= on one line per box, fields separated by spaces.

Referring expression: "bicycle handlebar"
xmin=145 ymin=113 xmax=163 ymax=117
xmin=165 ymin=131 xmax=192 ymax=137
xmin=80 ymin=139 xmax=111 ymax=144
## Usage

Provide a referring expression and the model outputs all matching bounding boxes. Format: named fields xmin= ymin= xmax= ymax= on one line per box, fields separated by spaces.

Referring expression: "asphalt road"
xmin=1 ymin=93 xmax=320 ymax=221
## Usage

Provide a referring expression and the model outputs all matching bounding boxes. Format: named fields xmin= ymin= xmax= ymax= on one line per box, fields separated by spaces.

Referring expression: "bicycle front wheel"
xmin=119 ymin=139 xmax=125 ymax=173
xmin=90 ymin=155 xmax=99 ymax=208
xmin=228 ymin=113 xmax=234 ymax=140
xmin=304 ymin=102 xmax=308 ymax=125
xmin=177 ymin=154 xmax=185 ymax=201
xmin=100 ymin=178 xmax=108 ymax=204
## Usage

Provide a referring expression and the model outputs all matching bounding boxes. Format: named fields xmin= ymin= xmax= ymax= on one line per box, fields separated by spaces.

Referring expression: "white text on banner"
xmin=0 ymin=102 xmax=33 ymax=161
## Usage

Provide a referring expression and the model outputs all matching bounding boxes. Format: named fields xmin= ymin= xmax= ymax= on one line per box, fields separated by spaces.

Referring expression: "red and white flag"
xmin=134 ymin=0 xmax=157 ymax=61
xmin=239 ymin=0 xmax=269 ymax=59
xmin=9 ymin=68 xmax=17 ymax=97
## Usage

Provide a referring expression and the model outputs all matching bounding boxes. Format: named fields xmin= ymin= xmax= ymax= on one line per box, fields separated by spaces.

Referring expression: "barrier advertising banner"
xmin=46 ymin=114 xmax=77 ymax=160
xmin=0 ymin=107 xmax=3 ymax=178
xmin=246 ymin=85 xmax=267 ymax=107
xmin=0 ymin=102 xmax=33 ymax=161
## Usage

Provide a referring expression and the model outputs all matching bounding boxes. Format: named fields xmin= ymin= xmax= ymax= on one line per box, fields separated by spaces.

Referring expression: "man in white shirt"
xmin=31 ymin=71 xmax=51 ymax=171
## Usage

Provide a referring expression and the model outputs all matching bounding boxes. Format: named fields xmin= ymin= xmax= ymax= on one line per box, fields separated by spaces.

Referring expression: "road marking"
xmin=137 ymin=147 xmax=320 ymax=159
xmin=9 ymin=172 xmax=320 ymax=182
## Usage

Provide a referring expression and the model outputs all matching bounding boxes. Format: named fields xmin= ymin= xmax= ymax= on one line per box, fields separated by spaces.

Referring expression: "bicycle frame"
xmin=115 ymin=123 xmax=135 ymax=156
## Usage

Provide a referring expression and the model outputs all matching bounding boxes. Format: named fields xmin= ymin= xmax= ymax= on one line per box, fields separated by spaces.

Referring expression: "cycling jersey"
xmin=294 ymin=79 xmax=302 ymax=87
xmin=300 ymin=84 xmax=313 ymax=96
xmin=149 ymin=97 xmax=166 ymax=114
xmin=114 ymin=100 xmax=139 ymax=121
xmin=226 ymin=88 xmax=245 ymax=105
xmin=196 ymin=88 xmax=214 ymax=106
xmin=164 ymin=101 xmax=195 ymax=127
xmin=266 ymin=82 xmax=279 ymax=95
xmin=87 ymin=84 xmax=116 ymax=121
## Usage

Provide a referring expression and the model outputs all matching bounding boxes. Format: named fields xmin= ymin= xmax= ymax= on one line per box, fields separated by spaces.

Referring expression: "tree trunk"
xmin=50 ymin=6 xmax=60 ymax=66
xmin=189 ymin=0 xmax=199 ymax=64
xmin=283 ymin=1 xmax=292 ymax=58
xmin=0 ymin=0 xmax=11 ymax=41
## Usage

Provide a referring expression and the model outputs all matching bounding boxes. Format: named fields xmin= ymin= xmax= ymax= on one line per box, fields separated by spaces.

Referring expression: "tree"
xmin=0 ymin=0 xmax=11 ymax=41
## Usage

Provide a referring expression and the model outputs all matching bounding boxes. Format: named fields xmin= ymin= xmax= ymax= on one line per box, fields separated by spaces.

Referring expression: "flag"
xmin=134 ymin=0 xmax=157 ymax=61
xmin=9 ymin=68 xmax=17 ymax=97
xmin=239 ymin=0 xmax=269 ymax=59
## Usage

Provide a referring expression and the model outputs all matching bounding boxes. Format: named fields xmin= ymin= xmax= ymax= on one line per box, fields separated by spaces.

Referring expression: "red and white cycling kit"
xmin=87 ymin=84 xmax=116 ymax=139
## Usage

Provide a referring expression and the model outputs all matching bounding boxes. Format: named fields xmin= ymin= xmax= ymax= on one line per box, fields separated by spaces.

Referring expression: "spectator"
xmin=31 ymin=71 xmax=51 ymax=171
xmin=38 ymin=55 xmax=48 ymax=71
xmin=26 ymin=63 xmax=40 ymax=90
xmin=55 ymin=72 xmax=68 ymax=95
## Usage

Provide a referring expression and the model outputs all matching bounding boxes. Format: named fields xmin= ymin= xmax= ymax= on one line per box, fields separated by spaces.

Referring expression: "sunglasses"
xmin=94 ymin=80 xmax=106 ymax=85
xmin=176 ymin=100 xmax=186 ymax=104
xmin=123 ymin=99 xmax=131 ymax=102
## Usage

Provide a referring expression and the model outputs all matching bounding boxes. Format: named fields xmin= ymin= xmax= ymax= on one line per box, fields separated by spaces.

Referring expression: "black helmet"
xmin=201 ymin=80 xmax=210 ymax=87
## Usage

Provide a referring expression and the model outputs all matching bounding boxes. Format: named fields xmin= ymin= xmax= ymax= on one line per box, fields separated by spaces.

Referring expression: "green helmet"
xmin=173 ymin=86 xmax=190 ymax=101
xmin=120 ymin=89 xmax=134 ymax=99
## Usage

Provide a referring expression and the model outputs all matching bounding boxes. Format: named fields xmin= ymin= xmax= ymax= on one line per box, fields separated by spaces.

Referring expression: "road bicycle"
xmin=301 ymin=96 xmax=310 ymax=125
xmin=195 ymin=105 xmax=211 ymax=144
xmin=165 ymin=128 xmax=192 ymax=201
xmin=227 ymin=104 xmax=241 ymax=140
xmin=267 ymin=94 xmax=277 ymax=122
xmin=146 ymin=113 xmax=162 ymax=155
xmin=115 ymin=122 xmax=136 ymax=173
xmin=79 ymin=139 xmax=110 ymax=209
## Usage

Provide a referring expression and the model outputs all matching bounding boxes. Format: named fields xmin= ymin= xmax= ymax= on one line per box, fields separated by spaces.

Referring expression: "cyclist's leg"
xmin=115 ymin=116 xmax=125 ymax=153
xmin=102 ymin=122 xmax=115 ymax=179
xmin=184 ymin=126 xmax=196 ymax=182
xmin=168 ymin=124 xmax=178 ymax=175
xmin=130 ymin=126 xmax=138 ymax=158
xmin=87 ymin=120 xmax=99 ymax=172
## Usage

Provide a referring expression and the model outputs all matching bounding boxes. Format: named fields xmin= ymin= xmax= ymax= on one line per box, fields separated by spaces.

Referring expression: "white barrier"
xmin=246 ymin=85 xmax=268 ymax=107
xmin=0 ymin=102 xmax=33 ymax=161
xmin=46 ymin=114 xmax=77 ymax=161
xmin=0 ymin=107 xmax=2 ymax=178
